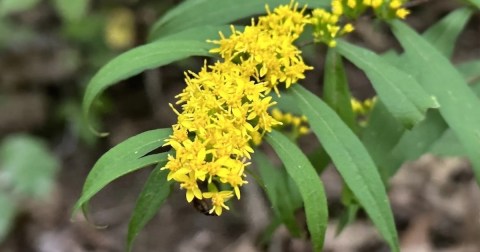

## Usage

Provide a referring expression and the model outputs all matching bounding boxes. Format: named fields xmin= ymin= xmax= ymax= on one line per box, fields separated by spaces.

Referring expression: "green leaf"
xmin=52 ymin=0 xmax=89 ymax=22
xmin=73 ymin=129 xmax=172 ymax=215
xmin=388 ymin=110 xmax=448 ymax=174
xmin=465 ymin=0 xmax=480 ymax=9
xmin=162 ymin=25 xmax=240 ymax=42
xmin=0 ymin=0 xmax=40 ymax=16
xmin=361 ymin=100 xmax=405 ymax=182
xmin=127 ymin=165 xmax=172 ymax=251
xmin=422 ymin=7 xmax=473 ymax=58
xmin=149 ymin=0 xmax=330 ymax=40
xmin=429 ymin=130 xmax=467 ymax=157
xmin=253 ymin=150 xmax=302 ymax=237
xmin=428 ymin=79 xmax=480 ymax=157
xmin=391 ymin=20 xmax=480 ymax=185
xmin=83 ymin=40 xmax=210 ymax=134
xmin=265 ymin=130 xmax=328 ymax=252
xmin=0 ymin=135 xmax=59 ymax=198
xmin=288 ymin=85 xmax=399 ymax=252
xmin=457 ymin=59 xmax=480 ymax=84
xmin=337 ymin=40 xmax=438 ymax=128
xmin=366 ymin=8 xmax=473 ymax=178
xmin=0 ymin=192 xmax=16 ymax=242
xmin=323 ymin=48 xmax=356 ymax=130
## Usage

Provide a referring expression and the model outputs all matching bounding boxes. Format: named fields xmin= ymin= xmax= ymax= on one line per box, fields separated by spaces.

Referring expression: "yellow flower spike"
xmin=165 ymin=2 xmax=312 ymax=215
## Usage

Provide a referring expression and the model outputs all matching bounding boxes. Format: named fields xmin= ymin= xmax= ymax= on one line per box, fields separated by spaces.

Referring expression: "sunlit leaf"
xmin=266 ymin=130 xmax=328 ymax=252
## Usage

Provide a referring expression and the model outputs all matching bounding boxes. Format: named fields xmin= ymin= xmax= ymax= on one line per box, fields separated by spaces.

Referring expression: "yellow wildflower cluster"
xmin=310 ymin=9 xmax=354 ymax=47
xmin=163 ymin=2 xmax=312 ymax=216
xmin=209 ymin=2 xmax=312 ymax=95
xmin=333 ymin=0 xmax=410 ymax=20
xmin=311 ymin=0 xmax=410 ymax=47
xmin=351 ymin=97 xmax=377 ymax=116
xmin=271 ymin=108 xmax=310 ymax=138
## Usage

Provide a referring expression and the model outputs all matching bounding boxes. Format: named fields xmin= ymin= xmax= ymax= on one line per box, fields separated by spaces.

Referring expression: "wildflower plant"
xmin=74 ymin=0 xmax=480 ymax=251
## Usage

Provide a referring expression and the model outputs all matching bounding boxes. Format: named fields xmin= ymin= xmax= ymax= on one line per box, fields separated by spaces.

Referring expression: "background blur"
xmin=0 ymin=0 xmax=479 ymax=251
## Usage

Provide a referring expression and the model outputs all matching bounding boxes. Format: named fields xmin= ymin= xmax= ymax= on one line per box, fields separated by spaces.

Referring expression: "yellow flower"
xmin=202 ymin=191 xmax=234 ymax=216
xmin=351 ymin=97 xmax=377 ymax=116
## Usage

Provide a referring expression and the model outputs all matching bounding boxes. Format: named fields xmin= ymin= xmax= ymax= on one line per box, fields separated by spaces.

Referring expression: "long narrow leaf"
xmin=83 ymin=24 xmax=239 ymax=134
xmin=323 ymin=48 xmax=356 ymax=130
xmin=361 ymin=100 xmax=405 ymax=182
xmin=365 ymin=9 xmax=474 ymax=178
xmin=127 ymin=165 xmax=172 ymax=251
xmin=73 ymin=129 xmax=172 ymax=215
xmin=289 ymin=85 xmax=399 ymax=252
xmin=391 ymin=20 xmax=480 ymax=185
xmin=253 ymin=151 xmax=302 ymax=237
xmin=337 ymin=40 xmax=438 ymax=128
xmin=149 ymin=0 xmax=329 ymax=40
xmin=266 ymin=130 xmax=328 ymax=252
xmin=423 ymin=7 xmax=473 ymax=58
xmin=83 ymin=40 xmax=210 ymax=134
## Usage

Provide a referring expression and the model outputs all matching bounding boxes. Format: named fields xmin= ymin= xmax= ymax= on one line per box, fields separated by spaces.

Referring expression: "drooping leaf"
xmin=0 ymin=135 xmax=59 ymax=198
xmin=337 ymin=40 xmax=438 ymax=129
xmin=83 ymin=40 xmax=210 ymax=134
xmin=422 ymin=7 xmax=473 ymax=59
xmin=127 ymin=165 xmax=172 ymax=251
xmin=391 ymin=20 xmax=480 ymax=185
xmin=253 ymin=151 xmax=302 ymax=237
xmin=288 ymin=85 xmax=399 ymax=252
xmin=149 ymin=0 xmax=330 ymax=40
xmin=83 ymin=25 xmax=236 ymax=134
xmin=266 ymin=130 xmax=328 ymax=252
xmin=73 ymin=129 xmax=172 ymax=215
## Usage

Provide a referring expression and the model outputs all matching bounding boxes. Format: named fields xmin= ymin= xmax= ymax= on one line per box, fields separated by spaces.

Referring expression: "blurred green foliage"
xmin=0 ymin=135 xmax=59 ymax=242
